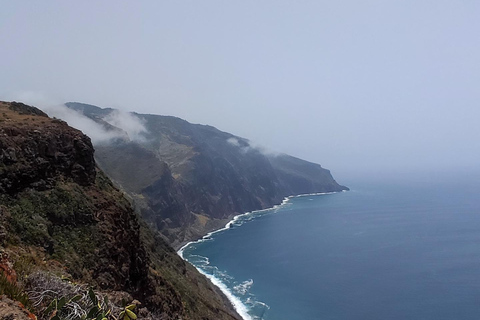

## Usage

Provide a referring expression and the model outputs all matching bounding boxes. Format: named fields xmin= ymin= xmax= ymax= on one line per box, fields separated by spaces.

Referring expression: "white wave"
xmin=253 ymin=301 xmax=270 ymax=309
xmin=194 ymin=267 xmax=254 ymax=320
xmin=247 ymin=299 xmax=270 ymax=320
xmin=292 ymin=191 xmax=337 ymax=198
xmin=233 ymin=279 xmax=254 ymax=296
xmin=187 ymin=254 xmax=210 ymax=266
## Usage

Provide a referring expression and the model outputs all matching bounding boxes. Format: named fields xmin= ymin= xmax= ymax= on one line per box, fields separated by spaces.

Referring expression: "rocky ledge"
xmin=0 ymin=101 xmax=95 ymax=194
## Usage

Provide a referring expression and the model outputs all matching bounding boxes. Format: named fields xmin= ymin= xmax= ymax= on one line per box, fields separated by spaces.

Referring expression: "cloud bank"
xmin=6 ymin=91 xmax=147 ymax=144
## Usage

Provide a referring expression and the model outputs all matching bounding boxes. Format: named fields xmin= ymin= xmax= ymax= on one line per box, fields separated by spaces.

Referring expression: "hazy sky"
xmin=1 ymin=1 xmax=479 ymax=178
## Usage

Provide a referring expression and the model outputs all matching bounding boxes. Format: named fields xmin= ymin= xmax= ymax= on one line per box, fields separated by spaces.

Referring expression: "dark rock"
xmin=0 ymin=296 xmax=33 ymax=320
xmin=0 ymin=104 xmax=96 ymax=194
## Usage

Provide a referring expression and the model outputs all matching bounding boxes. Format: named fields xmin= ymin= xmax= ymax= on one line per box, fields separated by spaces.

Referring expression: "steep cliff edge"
xmin=0 ymin=101 xmax=240 ymax=320
xmin=65 ymin=102 xmax=348 ymax=247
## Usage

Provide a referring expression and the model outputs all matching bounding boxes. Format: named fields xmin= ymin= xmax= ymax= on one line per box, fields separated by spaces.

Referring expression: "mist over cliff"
xmin=62 ymin=102 xmax=348 ymax=247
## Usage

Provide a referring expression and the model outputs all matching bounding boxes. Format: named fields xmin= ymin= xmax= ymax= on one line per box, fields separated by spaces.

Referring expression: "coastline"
xmin=178 ymin=191 xmax=342 ymax=320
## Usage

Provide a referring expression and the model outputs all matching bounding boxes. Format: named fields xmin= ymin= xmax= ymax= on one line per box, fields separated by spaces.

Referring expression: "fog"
xmin=1 ymin=2 xmax=479 ymax=178
xmin=13 ymin=92 xmax=147 ymax=144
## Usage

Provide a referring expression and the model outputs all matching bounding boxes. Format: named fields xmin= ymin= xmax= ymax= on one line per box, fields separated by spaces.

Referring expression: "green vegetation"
xmin=0 ymin=271 xmax=32 ymax=310
xmin=2 ymin=184 xmax=101 ymax=279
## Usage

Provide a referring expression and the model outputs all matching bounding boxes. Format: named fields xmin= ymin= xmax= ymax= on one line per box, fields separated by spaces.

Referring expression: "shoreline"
xmin=178 ymin=191 xmax=343 ymax=320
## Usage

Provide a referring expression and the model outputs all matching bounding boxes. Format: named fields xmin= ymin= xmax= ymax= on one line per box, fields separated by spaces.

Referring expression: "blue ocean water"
xmin=180 ymin=171 xmax=480 ymax=320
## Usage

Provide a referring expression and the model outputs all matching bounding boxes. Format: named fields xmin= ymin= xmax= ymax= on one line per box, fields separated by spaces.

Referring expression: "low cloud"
xmin=5 ymin=91 xmax=147 ymax=144
xmin=103 ymin=110 xmax=147 ymax=142
xmin=43 ymin=104 xmax=127 ymax=144
xmin=227 ymin=137 xmax=279 ymax=157
xmin=227 ymin=137 xmax=241 ymax=147
xmin=227 ymin=137 xmax=251 ymax=154
xmin=249 ymin=141 xmax=280 ymax=157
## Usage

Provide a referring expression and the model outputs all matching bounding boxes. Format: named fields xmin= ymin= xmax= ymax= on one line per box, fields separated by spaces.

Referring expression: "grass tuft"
xmin=0 ymin=271 xmax=32 ymax=310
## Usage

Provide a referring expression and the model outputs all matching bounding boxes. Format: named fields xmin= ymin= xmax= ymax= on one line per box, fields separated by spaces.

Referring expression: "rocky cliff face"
xmin=0 ymin=102 xmax=95 ymax=194
xmin=1 ymin=101 xmax=143 ymax=289
xmin=65 ymin=102 xmax=348 ymax=247
xmin=0 ymin=101 xmax=240 ymax=320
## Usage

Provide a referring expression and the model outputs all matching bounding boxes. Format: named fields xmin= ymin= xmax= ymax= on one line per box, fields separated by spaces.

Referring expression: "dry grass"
xmin=0 ymin=102 xmax=53 ymax=126
xmin=0 ymin=271 xmax=32 ymax=310
xmin=26 ymin=272 xmax=114 ymax=320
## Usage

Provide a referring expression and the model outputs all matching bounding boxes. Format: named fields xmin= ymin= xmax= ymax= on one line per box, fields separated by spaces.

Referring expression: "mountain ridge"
xmin=64 ymin=102 xmax=348 ymax=248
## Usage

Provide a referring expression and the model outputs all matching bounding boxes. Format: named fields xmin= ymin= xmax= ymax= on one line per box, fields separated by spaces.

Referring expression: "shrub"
xmin=0 ymin=271 xmax=32 ymax=310
xmin=26 ymin=272 xmax=137 ymax=320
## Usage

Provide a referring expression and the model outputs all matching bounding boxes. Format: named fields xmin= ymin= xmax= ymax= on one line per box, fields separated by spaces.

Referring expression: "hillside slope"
xmin=0 ymin=101 xmax=240 ymax=320
xmin=65 ymin=102 xmax=348 ymax=247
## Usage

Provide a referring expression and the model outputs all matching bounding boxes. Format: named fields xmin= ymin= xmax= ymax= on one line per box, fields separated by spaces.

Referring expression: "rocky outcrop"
xmin=270 ymin=154 xmax=345 ymax=195
xmin=0 ymin=102 xmax=95 ymax=194
xmin=0 ymin=295 xmax=35 ymax=320
xmin=0 ymin=101 xmax=148 ymax=299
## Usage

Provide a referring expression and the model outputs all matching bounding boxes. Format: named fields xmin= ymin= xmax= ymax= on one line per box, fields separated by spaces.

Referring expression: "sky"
xmin=1 ymin=1 xmax=479 ymax=179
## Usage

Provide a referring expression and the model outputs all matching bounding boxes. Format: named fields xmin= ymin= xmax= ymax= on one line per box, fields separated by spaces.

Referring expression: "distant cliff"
xmin=0 ymin=101 xmax=240 ymax=320
xmin=65 ymin=102 xmax=348 ymax=248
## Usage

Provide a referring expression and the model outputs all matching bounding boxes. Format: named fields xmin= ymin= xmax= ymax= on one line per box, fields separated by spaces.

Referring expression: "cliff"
xmin=65 ymin=102 xmax=348 ymax=247
xmin=0 ymin=101 xmax=240 ymax=320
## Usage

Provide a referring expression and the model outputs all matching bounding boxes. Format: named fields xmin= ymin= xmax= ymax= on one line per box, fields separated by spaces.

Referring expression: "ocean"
xmin=179 ymin=171 xmax=480 ymax=320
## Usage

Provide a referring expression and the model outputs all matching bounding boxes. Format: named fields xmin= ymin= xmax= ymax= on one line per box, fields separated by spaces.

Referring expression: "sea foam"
xmin=234 ymin=279 xmax=254 ymax=296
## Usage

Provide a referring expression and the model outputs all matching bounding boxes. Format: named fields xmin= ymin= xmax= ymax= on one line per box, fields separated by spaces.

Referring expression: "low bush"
xmin=26 ymin=272 xmax=137 ymax=320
